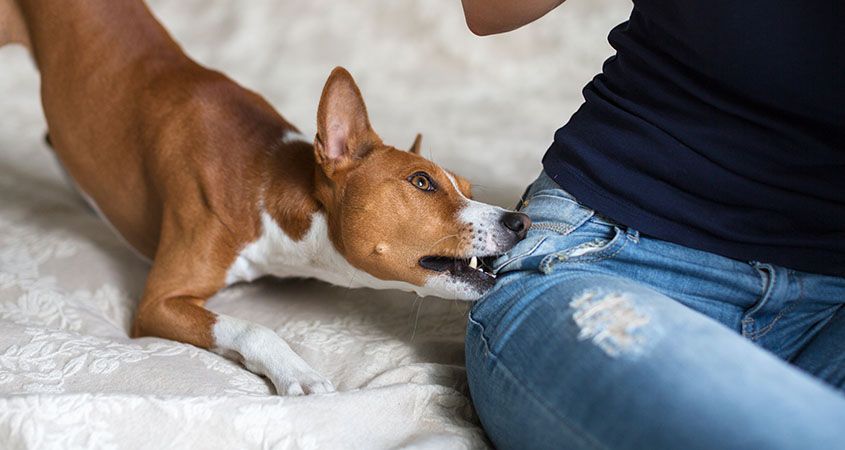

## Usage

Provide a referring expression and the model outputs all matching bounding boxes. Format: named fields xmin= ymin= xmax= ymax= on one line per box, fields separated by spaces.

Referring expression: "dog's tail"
xmin=0 ymin=0 xmax=30 ymax=50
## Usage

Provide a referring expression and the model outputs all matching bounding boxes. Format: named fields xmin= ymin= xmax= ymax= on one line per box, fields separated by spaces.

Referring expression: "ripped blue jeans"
xmin=466 ymin=171 xmax=845 ymax=450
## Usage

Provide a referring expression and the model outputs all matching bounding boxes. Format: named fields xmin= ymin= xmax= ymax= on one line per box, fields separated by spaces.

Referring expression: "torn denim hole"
xmin=567 ymin=239 xmax=608 ymax=257
xmin=570 ymin=291 xmax=650 ymax=357
xmin=540 ymin=239 xmax=611 ymax=274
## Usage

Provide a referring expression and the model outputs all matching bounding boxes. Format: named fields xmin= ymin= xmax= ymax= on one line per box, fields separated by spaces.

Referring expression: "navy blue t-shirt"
xmin=543 ymin=0 xmax=845 ymax=276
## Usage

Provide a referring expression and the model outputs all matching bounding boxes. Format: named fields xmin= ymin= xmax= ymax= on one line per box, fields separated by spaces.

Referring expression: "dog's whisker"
xmin=408 ymin=297 xmax=419 ymax=338
xmin=426 ymin=234 xmax=461 ymax=255
xmin=344 ymin=271 xmax=356 ymax=298
xmin=410 ymin=296 xmax=424 ymax=342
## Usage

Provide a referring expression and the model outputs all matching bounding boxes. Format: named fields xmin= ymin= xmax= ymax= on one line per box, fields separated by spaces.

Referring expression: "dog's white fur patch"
xmin=225 ymin=210 xmax=478 ymax=299
xmin=459 ymin=200 xmax=509 ymax=256
xmin=422 ymin=273 xmax=485 ymax=301
xmin=211 ymin=314 xmax=334 ymax=395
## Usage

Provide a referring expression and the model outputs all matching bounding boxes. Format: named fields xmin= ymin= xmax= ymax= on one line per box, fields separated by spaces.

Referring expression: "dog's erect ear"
xmin=409 ymin=133 xmax=422 ymax=155
xmin=315 ymin=67 xmax=380 ymax=175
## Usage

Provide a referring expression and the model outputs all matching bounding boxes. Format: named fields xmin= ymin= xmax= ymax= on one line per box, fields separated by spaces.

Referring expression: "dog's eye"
xmin=408 ymin=172 xmax=436 ymax=192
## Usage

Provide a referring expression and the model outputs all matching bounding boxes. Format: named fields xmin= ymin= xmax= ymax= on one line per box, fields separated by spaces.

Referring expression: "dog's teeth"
xmin=469 ymin=256 xmax=478 ymax=269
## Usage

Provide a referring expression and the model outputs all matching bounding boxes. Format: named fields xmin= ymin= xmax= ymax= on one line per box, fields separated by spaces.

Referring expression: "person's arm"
xmin=461 ymin=0 xmax=566 ymax=36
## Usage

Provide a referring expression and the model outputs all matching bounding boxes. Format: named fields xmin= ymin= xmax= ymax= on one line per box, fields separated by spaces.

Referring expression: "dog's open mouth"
xmin=418 ymin=255 xmax=497 ymax=281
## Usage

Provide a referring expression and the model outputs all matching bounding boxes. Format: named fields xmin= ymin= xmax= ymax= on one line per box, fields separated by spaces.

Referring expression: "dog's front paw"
xmin=212 ymin=316 xmax=336 ymax=396
xmin=269 ymin=366 xmax=335 ymax=396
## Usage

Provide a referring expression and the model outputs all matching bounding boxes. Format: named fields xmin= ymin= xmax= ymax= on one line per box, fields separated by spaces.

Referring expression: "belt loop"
xmin=626 ymin=227 xmax=640 ymax=243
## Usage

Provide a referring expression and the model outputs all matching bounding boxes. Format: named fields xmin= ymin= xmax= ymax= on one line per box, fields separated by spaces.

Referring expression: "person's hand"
xmin=460 ymin=0 xmax=566 ymax=36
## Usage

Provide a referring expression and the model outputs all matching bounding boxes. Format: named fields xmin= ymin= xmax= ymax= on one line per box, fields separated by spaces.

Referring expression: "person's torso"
xmin=543 ymin=0 xmax=845 ymax=276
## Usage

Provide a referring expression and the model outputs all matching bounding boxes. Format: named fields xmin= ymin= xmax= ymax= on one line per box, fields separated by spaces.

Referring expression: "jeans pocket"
xmin=537 ymin=222 xmax=631 ymax=274
xmin=490 ymin=218 xmax=629 ymax=276
xmin=490 ymin=170 xmax=626 ymax=275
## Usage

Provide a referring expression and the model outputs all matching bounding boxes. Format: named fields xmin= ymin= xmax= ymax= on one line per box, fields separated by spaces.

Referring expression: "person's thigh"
xmin=466 ymin=270 xmax=845 ymax=450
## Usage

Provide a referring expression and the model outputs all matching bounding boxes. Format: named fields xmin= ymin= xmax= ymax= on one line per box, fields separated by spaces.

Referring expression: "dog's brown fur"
xmin=2 ymin=0 xmax=486 ymax=353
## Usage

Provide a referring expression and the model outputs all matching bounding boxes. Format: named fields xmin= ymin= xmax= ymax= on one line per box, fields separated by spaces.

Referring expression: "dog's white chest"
xmin=225 ymin=211 xmax=339 ymax=284
xmin=224 ymin=210 xmax=447 ymax=297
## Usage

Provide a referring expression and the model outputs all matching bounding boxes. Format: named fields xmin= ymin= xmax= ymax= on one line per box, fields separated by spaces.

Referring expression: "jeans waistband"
xmin=517 ymin=171 xmax=598 ymax=236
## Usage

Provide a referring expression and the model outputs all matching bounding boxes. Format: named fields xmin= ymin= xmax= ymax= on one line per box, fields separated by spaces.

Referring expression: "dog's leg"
xmin=134 ymin=294 xmax=334 ymax=395
xmin=211 ymin=314 xmax=335 ymax=395
xmin=43 ymin=131 xmax=94 ymax=212
xmin=0 ymin=0 xmax=30 ymax=49
xmin=132 ymin=217 xmax=334 ymax=396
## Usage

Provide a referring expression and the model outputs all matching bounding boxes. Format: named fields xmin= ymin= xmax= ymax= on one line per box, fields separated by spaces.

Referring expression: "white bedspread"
xmin=0 ymin=1 xmax=628 ymax=448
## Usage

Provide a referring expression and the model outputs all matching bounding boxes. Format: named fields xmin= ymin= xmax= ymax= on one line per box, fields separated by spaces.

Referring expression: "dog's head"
xmin=313 ymin=67 xmax=529 ymax=300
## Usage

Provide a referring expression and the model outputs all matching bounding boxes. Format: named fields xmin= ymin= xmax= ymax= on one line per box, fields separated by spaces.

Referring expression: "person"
xmin=459 ymin=1 xmax=845 ymax=449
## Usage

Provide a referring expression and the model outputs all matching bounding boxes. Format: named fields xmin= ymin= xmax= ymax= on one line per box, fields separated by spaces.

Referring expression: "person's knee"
xmin=465 ymin=312 xmax=601 ymax=450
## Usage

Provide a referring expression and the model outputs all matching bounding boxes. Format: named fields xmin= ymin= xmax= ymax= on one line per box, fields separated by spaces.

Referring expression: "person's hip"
xmin=476 ymin=170 xmax=845 ymax=340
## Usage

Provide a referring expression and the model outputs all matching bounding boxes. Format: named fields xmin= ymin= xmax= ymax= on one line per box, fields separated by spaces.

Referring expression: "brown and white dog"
xmin=0 ymin=0 xmax=529 ymax=395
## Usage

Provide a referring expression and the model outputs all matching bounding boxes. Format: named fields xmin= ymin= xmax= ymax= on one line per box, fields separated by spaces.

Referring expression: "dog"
xmin=0 ymin=0 xmax=530 ymax=395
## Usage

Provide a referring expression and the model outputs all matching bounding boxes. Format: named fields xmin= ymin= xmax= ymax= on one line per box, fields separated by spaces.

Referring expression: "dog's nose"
xmin=502 ymin=212 xmax=531 ymax=239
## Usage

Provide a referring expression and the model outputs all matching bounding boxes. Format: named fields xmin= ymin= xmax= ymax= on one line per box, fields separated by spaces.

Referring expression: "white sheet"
xmin=0 ymin=1 xmax=629 ymax=448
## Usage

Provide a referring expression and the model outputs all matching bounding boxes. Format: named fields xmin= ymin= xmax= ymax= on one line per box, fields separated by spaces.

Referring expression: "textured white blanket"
xmin=0 ymin=1 xmax=628 ymax=448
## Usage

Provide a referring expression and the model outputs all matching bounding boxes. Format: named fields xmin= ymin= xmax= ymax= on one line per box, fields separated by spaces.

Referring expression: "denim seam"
xmin=747 ymin=300 xmax=800 ymax=341
xmin=747 ymin=273 xmax=806 ymax=341
xmin=528 ymin=190 xmax=581 ymax=204
xmin=467 ymin=315 xmax=608 ymax=450
xmin=531 ymin=222 xmax=576 ymax=235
